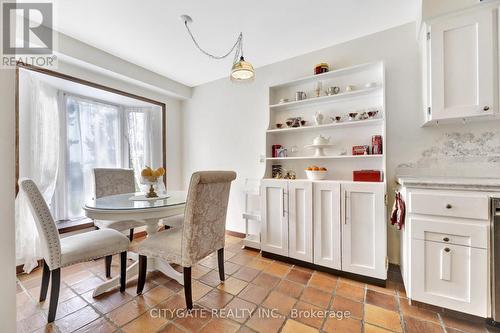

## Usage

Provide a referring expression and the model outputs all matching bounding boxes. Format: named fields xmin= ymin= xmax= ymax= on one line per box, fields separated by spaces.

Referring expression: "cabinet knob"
xmin=484 ymin=106 xmax=490 ymax=111
xmin=443 ymin=237 xmax=450 ymax=242
xmin=444 ymin=247 xmax=451 ymax=252
xmin=445 ymin=204 xmax=452 ymax=209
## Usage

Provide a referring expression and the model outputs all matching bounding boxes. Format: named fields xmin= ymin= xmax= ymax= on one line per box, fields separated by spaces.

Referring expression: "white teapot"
xmin=313 ymin=135 xmax=331 ymax=145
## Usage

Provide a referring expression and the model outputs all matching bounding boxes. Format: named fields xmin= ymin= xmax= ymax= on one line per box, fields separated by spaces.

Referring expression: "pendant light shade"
xmin=231 ymin=56 xmax=255 ymax=81
xmin=182 ymin=15 xmax=254 ymax=82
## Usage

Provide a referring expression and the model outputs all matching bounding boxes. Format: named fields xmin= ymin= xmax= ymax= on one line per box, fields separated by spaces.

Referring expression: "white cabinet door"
xmin=261 ymin=180 xmax=288 ymax=256
xmin=288 ymin=181 xmax=313 ymax=262
xmin=342 ymin=182 xmax=386 ymax=279
xmin=313 ymin=182 xmax=341 ymax=269
xmin=429 ymin=8 xmax=495 ymax=120
xmin=411 ymin=239 xmax=488 ymax=317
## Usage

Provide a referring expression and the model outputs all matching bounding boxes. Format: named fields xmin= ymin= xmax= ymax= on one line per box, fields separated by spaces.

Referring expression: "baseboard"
xmin=261 ymin=251 xmax=386 ymax=287
xmin=225 ymin=230 xmax=245 ymax=238
xmin=57 ymin=219 xmax=95 ymax=234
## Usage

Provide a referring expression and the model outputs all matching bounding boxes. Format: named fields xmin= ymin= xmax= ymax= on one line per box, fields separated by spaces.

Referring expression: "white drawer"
xmin=408 ymin=190 xmax=489 ymax=220
xmin=410 ymin=216 xmax=488 ymax=249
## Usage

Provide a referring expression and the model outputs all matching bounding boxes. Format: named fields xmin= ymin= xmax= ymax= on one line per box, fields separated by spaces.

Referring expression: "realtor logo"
xmin=1 ymin=1 xmax=57 ymax=68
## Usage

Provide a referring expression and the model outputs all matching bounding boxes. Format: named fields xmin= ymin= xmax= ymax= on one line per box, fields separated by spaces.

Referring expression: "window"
xmin=54 ymin=94 xmax=163 ymax=221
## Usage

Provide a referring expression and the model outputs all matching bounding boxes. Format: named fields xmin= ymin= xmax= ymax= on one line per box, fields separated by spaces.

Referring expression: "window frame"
xmin=15 ymin=63 xmax=167 ymax=224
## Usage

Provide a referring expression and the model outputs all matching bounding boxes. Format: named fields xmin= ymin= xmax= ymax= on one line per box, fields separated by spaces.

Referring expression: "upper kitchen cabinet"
xmin=422 ymin=5 xmax=497 ymax=125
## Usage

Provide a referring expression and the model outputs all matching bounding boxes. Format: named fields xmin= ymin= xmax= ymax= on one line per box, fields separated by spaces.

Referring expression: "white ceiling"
xmin=51 ymin=0 xmax=419 ymax=87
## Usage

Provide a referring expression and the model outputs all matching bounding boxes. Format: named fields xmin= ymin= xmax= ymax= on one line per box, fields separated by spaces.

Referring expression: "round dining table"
xmin=83 ymin=191 xmax=187 ymax=297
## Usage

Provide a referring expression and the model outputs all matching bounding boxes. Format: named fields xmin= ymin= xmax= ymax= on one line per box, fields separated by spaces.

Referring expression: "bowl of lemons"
xmin=140 ymin=166 xmax=166 ymax=198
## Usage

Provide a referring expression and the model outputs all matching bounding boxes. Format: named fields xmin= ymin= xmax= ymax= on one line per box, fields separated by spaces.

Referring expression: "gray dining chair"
xmin=20 ymin=179 xmax=130 ymax=323
xmin=135 ymin=171 xmax=237 ymax=309
xmin=93 ymin=168 xmax=145 ymax=277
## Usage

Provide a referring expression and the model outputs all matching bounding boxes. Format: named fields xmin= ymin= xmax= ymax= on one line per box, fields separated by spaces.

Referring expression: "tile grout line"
xmin=321 ymin=275 xmax=340 ymax=332
xmin=362 ymin=281 xmax=367 ymax=332
xmin=396 ymin=288 xmax=407 ymax=333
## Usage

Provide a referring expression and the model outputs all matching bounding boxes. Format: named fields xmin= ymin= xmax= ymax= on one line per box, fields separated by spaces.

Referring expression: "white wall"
xmin=0 ymin=69 xmax=17 ymax=332
xmin=182 ymin=21 xmax=500 ymax=264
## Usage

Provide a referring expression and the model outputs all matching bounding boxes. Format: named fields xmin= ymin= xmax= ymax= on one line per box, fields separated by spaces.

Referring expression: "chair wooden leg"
xmin=183 ymin=267 xmax=193 ymax=310
xmin=47 ymin=268 xmax=60 ymax=323
xmin=217 ymin=248 xmax=225 ymax=281
xmin=39 ymin=261 xmax=50 ymax=302
xmin=105 ymin=255 xmax=112 ymax=278
xmin=120 ymin=252 xmax=127 ymax=293
xmin=137 ymin=255 xmax=147 ymax=294
xmin=129 ymin=228 xmax=134 ymax=241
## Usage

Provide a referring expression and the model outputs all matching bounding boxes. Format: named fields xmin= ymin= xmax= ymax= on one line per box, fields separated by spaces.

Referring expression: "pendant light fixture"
xmin=181 ymin=14 xmax=255 ymax=82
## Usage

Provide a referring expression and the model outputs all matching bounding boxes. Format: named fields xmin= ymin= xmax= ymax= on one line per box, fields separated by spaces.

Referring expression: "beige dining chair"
xmin=93 ymin=168 xmax=145 ymax=277
xmin=135 ymin=171 xmax=237 ymax=309
xmin=20 ymin=179 xmax=130 ymax=323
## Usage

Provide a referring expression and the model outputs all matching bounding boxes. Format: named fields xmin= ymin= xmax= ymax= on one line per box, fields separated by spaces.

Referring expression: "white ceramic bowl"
xmin=305 ymin=170 xmax=328 ymax=180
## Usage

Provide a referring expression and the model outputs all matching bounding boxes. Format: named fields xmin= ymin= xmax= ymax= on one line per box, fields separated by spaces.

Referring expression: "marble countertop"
xmin=396 ymin=176 xmax=500 ymax=191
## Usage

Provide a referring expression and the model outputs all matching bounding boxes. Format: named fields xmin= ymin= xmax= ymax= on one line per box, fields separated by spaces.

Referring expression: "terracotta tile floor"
xmin=16 ymin=235 xmax=497 ymax=333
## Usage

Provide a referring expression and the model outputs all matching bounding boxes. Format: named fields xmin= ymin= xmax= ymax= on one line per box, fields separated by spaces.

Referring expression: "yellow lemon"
xmin=156 ymin=167 xmax=166 ymax=176
xmin=141 ymin=167 xmax=153 ymax=177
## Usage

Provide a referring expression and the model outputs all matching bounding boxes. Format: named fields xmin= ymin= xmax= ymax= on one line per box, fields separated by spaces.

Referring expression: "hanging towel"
xmin=390 ymin=192 xmax=406 ymax=230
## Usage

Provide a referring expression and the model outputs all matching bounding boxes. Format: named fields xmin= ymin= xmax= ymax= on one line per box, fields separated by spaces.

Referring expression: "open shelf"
xmin=243 ymin=234 xmax=261 ymax=249
xmin=269 ymin=86 xmax=382 ymax=111
xmin=266 ymin=154 xmax=383 ymax=161
xmin=262 ymin=178 xmax=385 ymax=184
xmin=267 ymin=118 xmax=383 ymax=133
xmin=269 ymin=61 xmax=382 ymax=89
xmin=242 ymin=211 xmax=261 ymax=221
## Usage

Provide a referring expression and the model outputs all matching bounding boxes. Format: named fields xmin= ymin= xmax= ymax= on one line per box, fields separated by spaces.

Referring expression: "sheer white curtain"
xmin=15 ymin=73 xmax=60 ymax=273
xmin=126 ymin=106 xmax=164 ymax=192
xmin=64 ymin=95 xmax=123 ymax=219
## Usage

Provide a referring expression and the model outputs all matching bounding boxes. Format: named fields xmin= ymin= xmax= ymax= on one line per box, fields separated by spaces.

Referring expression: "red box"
xmin=353 ymin=170 xmax=383 ymax=182
xmin=352 ymin=145 xmax=369 ymax=155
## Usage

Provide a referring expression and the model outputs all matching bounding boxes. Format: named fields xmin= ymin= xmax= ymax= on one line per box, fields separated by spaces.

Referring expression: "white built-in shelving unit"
xmin=259 ymin=62 xmax=388 ymax=280
xmin=264 ymin=61 xmax=386 ymax=182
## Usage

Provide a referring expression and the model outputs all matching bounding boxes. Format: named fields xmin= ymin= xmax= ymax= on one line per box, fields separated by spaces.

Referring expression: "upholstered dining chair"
xmin=136 ymin=171 xmax=237 ymax=309
xmin=93 ymin=168 xmax=145 ymax=277
xmin=19 ymin=179 xmax=130 ymax=323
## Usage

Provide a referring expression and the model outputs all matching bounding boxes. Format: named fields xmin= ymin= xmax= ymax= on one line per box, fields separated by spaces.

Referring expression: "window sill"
xmin=57 ymin=218 xmax=95 ymax=234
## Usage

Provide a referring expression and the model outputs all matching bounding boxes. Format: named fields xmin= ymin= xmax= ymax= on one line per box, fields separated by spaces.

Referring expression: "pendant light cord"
xmin=183 ymin=19 xmax=244 ymax=64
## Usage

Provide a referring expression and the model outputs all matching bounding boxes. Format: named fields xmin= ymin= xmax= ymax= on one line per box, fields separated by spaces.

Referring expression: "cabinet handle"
xmin=282 ymin=189 xmax=285 ymax=217
xmin=344 ymin=191 xmax=349 ymax=224
xmin=443 ymin=237 xmax=450 ymax=242
xmin=444 ymin=247 xmax=450 ymax=252
xmin=445 ymin=204 xmax=452 ymax=209
xmin=484 ymin=106 xmax=490 ymax=111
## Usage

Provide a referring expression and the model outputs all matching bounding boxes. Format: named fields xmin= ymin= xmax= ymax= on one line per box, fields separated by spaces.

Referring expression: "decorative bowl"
xmin=305 ymin=170 xmax=328 ymax=180
xmin=140 ymin=176 xmax=160 ymax=198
